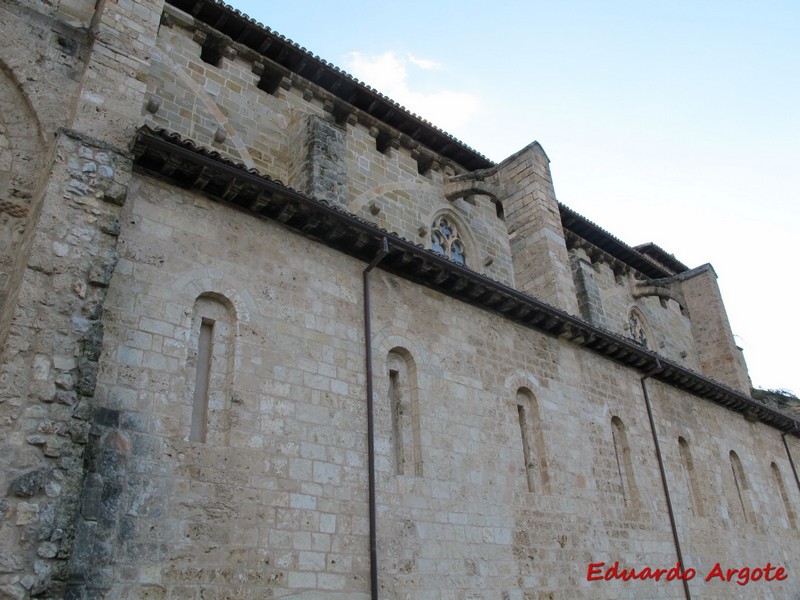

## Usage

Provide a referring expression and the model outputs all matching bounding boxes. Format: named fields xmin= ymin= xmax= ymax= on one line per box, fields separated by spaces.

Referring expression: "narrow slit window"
xmin=771 ymin=462 xmax=797 ymax=529
xmin=515 ymin=388 xmax=548 ymax=494
xmin=185 ymin=293 xmax=236 ymax=445
xmin=190 ymin=318 xmax=214 ymax=442
xmin=729 ymin=451 xmax=752 ymax=524
xmin=611 ymin=416 xmax=638 ymax=508
xmin=495 ymin=200 xmax=505 ymax=221
xmin=679 ymin=437 xmax=704 ymax=517
xmin=517 ymin=404 xmax=535 ymax=492
xmin=389 ymin=367 xmax=406 ymax=475
xmin=387 ymin=348 xmax=422 ymax=476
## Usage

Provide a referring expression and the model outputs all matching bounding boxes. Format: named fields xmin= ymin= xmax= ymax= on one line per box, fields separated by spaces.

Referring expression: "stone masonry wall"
xmin=89 ymin=177 xmax=800 ymax=599
xmin=145 ymin=14 xmax=516 ymax=285
xmin=0 ymin=0 xmax=164 ymax=596
xmin=0 ymin=0 xmax=92 ymax=354
xmin=567 ymin=245 xmax=701 ymax=372
xmin=678 ymin=266 xmax=751 ymax=394
xmin=0 ymin=130 xmax=131 ymax=598
xmin=0 ymin=70 xmax=48 ymax=357
xmin=2 ymin=1 xmax=796 ymax=598
xmin=493 ymin=144 xmax=580 ymax=314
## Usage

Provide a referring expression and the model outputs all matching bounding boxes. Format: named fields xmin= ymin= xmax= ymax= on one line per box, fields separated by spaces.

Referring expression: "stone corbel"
xmin=372 ymin=129 xmax=399 ymax=154
xmin=222 ymin=45 xmax=237 ymax=61
xmin=162 ymin=3 xmax=196 ymax=30
xmin=253 ymin=61 xmax=288 ymax=95
xmin=588 ymin=247 xmax=605 ymax=264
xmin=323 ymin=100 xmax=356 ymax=126
xmin=411 ymin=147 xmax=437 ymax=176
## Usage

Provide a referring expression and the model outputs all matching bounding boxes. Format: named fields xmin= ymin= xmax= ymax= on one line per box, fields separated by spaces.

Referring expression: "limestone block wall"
xmin=567 ymin=245 xmax=701 ymax=372
xmin=0 ymin=0 xmax=92 ymax=352
xmin=145 ymin=19 xmax=312 ymax=182
xmin=89 ymin=176 xmax=371 ymax=597
xmin=344 ymin=126 xmax=514 ymax=284
xmin=0 ymin=70 xmax=48 ymax=356
xmin=89 ymin=176 xmax=800 ymax=599
xmin=145 ymin=13 xmax=516 ymax=285
xmin=678 ymin=266 xmax=751 ymax=393
xmin=650 ymin=379 xmax=800 ymax=598
xmin=1 ymin=3 xmax=793 ymax=599
xmin=12 ymin=0 xmax=96 ymax=28
xmin=494 ymin=144 xmax=579 ymax=314
xmin=0 ymin=0 xmax=166 ymax=596
xmin=0 ymin=130 xmax=132 ymax=598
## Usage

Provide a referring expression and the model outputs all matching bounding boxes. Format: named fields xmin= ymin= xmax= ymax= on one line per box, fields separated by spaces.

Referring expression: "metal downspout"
xmin=641 ymin=360 xmax=691 ymax=600
xmin=781 ymin=433 xmax=800 ymax=493
xmin=363 ymin=237 xmax=389 ymax=600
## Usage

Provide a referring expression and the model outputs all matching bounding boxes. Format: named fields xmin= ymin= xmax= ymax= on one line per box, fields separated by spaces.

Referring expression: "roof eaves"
xmin=130 ymin=126 xmax=800 ymax=438
xmin=634 ymin=242 xmax=690 ymax=273
xmin=559 ymin=203 xmax=676 ymax=279
xmin=163 ymin=0 xmax=494 ymax=171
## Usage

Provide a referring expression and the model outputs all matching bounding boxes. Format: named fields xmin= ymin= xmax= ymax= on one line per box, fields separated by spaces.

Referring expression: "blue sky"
xmin=233 ymin=1 xmax=800 ymax=394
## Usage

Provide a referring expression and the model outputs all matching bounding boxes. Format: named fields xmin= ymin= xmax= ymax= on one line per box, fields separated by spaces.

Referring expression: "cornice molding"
xmin=130 ymin=127 xmax=800 ymax=438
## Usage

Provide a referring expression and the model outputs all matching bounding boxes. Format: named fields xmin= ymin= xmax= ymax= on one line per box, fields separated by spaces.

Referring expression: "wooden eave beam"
xmin=164 ymin=0 xmax=494 ymax=172
xmin=131 ymin=127 xmax=800 ymax=438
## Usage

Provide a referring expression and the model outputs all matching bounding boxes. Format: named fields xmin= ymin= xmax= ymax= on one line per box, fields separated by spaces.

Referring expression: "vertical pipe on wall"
xmin=782 ymin=433 xmax=800 ymax=494
xmin=641 ymin=360 xmax=691 ymax=600
xmin=363 ymin=237 xmax=389 ymax=600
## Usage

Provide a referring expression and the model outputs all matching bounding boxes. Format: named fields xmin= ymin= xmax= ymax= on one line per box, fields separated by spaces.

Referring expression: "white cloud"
xmin=407 ymin=54 xmax=442 ymax=70
xmin=343 ymin=51 xmax=479 ymax=133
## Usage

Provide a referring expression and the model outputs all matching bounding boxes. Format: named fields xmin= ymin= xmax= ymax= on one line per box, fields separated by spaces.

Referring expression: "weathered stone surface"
xmin=37 ymin=542 xmax=58 ymax=559
xmin=0 ymin=582 xmax=26 ymax=600
xmin=15 ymin=502 xmax=39 ymax=525
xmin=9 ymin=469 xmax=45 ymax=498
xmin=1 ymin=0 xmax=798 ymax=598
xmin=303 ymin=115 xmax=348 ymax=209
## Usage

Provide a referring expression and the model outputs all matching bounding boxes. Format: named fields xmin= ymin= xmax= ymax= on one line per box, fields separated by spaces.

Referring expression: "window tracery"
xmin=431 ymin=216 xmax=466 ymax=265
xmin=628 ymin=308 xmax=648 ymax=348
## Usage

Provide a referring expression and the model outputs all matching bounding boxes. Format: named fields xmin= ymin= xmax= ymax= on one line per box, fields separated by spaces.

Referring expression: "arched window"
xmin=729 ymin=451 xmax=753 ymax=524
xmin=186 ymin=293 xmax=236 ymax=445
xmin=387 ymin=348 xmax=423 ymax=476
xmin=771 ymin=462 xmax=797 ymax=529
xmin=431 ymin=215 xmax=466 ymax=266
xmin=515 ymin=388 xmax=548 ymax=493
xmin=611 ymin=416 xmax=639 ymax=507
xmin=628 ymin=307 xmax=649 ymax=348
xmin=679 ymin=437 xmax=704 ymax=517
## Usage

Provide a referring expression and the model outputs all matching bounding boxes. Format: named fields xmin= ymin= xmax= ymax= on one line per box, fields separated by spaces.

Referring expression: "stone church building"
xmin=1 ymin=0 xmax=799 ymax=598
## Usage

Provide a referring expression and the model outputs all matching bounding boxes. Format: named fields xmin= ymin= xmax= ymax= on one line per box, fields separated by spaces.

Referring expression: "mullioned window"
xmin=431 ymin=216 xmax=466 ymax=266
